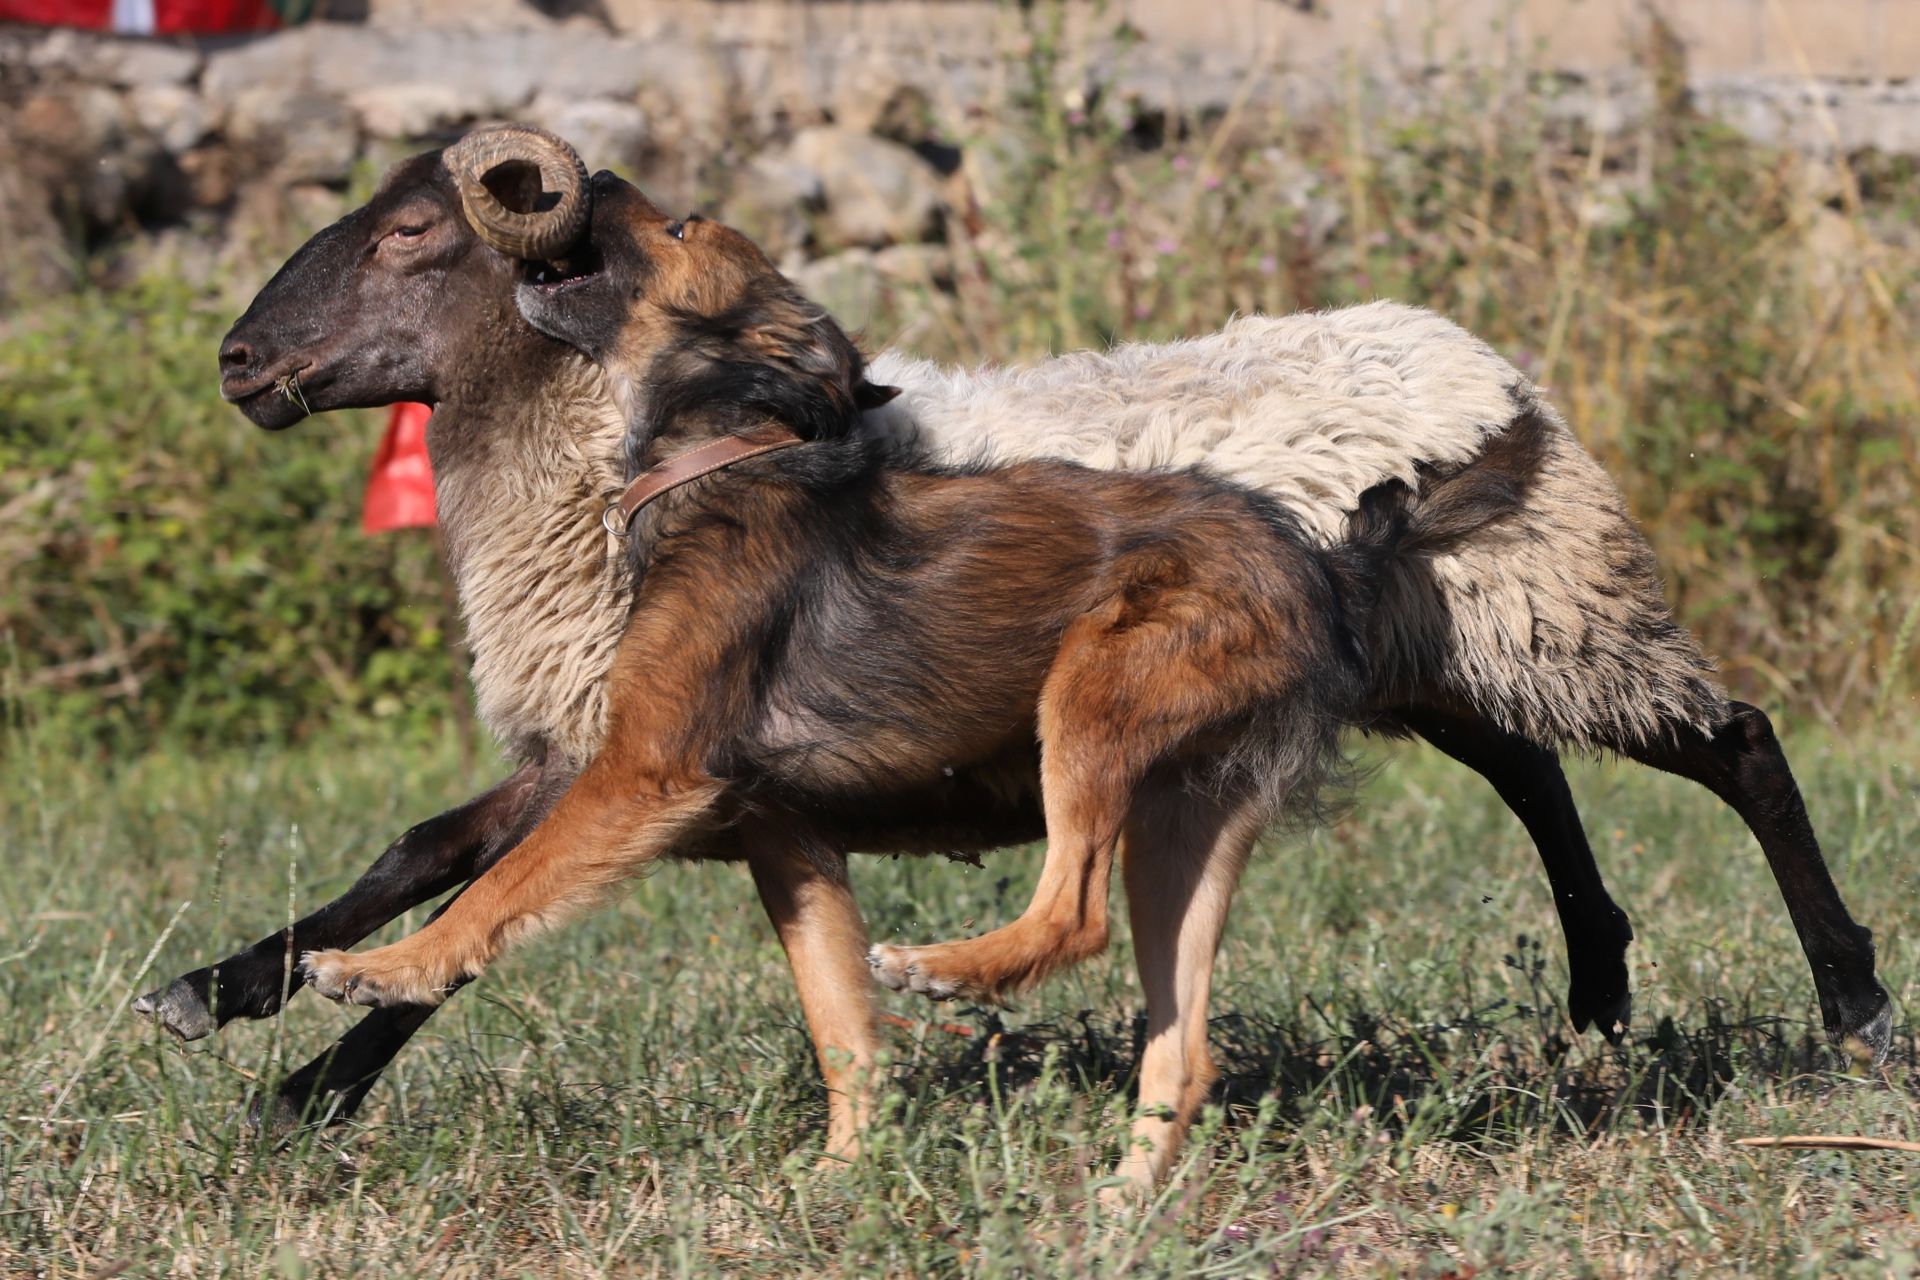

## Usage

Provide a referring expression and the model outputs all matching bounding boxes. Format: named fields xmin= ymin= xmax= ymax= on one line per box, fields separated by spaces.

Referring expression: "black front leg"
xmin=253 ymin=769 xmax=573 ymax=1133
xmin=134 ymin=761 xmax=544 ymax=1041
xmin=253 ymin=1000 xmax=447 ymax=1137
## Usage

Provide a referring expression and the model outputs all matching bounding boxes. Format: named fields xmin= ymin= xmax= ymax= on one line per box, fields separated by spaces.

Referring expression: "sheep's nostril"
xmin=218 ymin=338 xmax=253 ymax=371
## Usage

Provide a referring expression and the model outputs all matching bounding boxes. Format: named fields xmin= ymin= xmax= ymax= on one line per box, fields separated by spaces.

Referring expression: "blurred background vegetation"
xmin=2 ymin=13 xmax=1916 ymax=754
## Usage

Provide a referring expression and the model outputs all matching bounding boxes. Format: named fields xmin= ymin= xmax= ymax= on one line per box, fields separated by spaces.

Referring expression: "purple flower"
xmin=1106 ymin=229 xmax=1126 ymax=250
xmin=1066 ymin=109 xmax=1087 ymax=126
xmin=1172 ymin=153 xmax=1192 ymax=172
xmin=1204 ymin=174 xmax=1222 ymax=190
xmin=1133 ymin=302 xmax=1153 ymax=319
xmin=1258 ymin=254 xmax=1280 ymax=276
xmin=1155 ymin=237 xmax=1179 ymax=256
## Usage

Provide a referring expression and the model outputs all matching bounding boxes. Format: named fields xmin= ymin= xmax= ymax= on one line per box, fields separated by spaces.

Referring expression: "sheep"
xmin=138 ymin=127 xmax=1888 ymax=1148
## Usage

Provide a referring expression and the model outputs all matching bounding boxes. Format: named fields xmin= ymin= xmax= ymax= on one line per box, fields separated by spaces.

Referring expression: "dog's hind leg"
xmin=1396 ymin=707 xmax=1634 ymax=1041
xmin=867 ymin=734 xmax=1127 ymax=1004
xmin=746 ymin=829 xmax=881 ymax=1163
xmin=1621 ymin=702 xmax=1892 ymax=1061
xmin=1109 ymin=782 xmax=1263 ymax=1196
xmin=870 ymin=588 xmax=1295 ymax=1005
xmin=867 ymin=610 xmax=1158 ymax=1003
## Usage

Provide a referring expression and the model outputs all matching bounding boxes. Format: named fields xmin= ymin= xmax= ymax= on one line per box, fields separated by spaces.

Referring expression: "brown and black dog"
xmin=302 ymin=174 xmax=1525 ymax=1186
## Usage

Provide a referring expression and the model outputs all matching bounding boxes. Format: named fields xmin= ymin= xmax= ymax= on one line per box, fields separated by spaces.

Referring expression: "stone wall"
xmin=1 ymin=0 xmax=1914 ymax=304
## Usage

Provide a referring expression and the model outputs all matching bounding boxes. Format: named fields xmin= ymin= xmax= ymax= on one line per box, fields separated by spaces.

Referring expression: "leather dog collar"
xmin=602 ymin=424 xmax=804 ymax=536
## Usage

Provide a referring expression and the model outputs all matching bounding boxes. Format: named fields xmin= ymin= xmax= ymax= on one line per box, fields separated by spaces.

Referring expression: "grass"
xmin=5 ymin=723 xmax=1920 ymax=1276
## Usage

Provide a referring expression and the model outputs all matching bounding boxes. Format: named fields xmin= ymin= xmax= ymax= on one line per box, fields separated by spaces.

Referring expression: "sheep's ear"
xmin=856 ymin=381 xmax=901 ymax=410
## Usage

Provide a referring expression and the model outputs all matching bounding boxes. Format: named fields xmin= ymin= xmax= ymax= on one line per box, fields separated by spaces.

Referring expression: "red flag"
xmin=0 ymin=1 xmax=279 ymax=32
xmin=363 ymin=402 xmax=437 ymax=533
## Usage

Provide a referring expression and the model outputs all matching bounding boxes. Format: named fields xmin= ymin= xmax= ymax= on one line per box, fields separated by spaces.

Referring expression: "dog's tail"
xmin=1324 ymin=401 xmax=1548 ymax=649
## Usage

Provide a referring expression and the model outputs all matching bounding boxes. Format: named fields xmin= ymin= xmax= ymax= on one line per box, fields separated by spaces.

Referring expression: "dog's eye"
xmin=665 ymin=220 xmax=685 ymax=240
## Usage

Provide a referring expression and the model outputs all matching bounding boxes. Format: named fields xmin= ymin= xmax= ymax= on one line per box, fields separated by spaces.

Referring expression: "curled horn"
xmin=443 ymin=124 xmax=590 ymax=260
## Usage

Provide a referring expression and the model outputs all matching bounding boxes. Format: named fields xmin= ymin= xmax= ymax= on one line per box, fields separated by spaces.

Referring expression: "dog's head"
xmin=509 ymin=172 xmax=897 ymax=462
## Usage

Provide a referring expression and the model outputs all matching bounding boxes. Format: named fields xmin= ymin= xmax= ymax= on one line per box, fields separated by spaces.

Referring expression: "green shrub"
xmin=0 ymin=271 xmax=460 ymax=749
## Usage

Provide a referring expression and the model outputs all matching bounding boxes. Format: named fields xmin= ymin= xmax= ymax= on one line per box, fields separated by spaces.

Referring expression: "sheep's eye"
xmin=393 ymin=224 xmax=428 ymax=239
xmin=665 ymin=220 xmax=685 ymax=240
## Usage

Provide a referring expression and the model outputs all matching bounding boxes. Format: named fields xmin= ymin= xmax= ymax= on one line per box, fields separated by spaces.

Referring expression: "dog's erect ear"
xmin=855 ymin=381 xmax=902 ymax=410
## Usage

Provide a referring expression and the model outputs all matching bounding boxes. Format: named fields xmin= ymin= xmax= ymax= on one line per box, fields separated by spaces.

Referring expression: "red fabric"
xmin=363 ymin=402 xmax=438 ymax=533
xmin=0 ymin=0 xmax=111 ymax=23
xmin=154 ymin=0 xmax=278 ymax=33
xmin=0 ymin=0 xmax=278 ymax=32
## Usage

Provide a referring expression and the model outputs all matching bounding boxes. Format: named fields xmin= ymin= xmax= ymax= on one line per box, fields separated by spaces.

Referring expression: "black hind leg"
xmin=1624 ymin=702 xmax=1891 ymax=1061
xmin=1401 ymin=707 xmax=1634 ymax=1041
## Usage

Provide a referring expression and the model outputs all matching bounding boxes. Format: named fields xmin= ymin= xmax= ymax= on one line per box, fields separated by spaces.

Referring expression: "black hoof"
xmin=247 ymin=1089 xmax=306 ymax=1141
xmin=132 ymin=976 xmax=216 ymax=1042
xmin=247 ymin=1081 xmax=360 ymax=1140
xmin=1567 ymin=958 xmax=1633 ymax=1044
xmin=1828 ymin=987 xmax=1894 ymax=1067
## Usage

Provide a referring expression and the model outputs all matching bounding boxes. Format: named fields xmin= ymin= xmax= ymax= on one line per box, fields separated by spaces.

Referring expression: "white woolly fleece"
xmin=866 ymin=303 xmax=1523 ymax=544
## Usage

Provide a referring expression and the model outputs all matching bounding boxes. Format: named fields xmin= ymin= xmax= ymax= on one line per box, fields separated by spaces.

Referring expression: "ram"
xmin=138 ymin=127 xmax=1887 ymax=1150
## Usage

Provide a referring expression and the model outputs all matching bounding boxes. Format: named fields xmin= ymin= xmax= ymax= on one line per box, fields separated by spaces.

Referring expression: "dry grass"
xmin=4 ymin=725 xmax=1918 ymax=1276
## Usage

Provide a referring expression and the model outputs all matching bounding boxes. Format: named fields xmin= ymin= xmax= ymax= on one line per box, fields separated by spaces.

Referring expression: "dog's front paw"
xmin=867 ymin=943 xmax=968 ymax=1002
xmin=301 ymin=948 xmax=449 ymax=1009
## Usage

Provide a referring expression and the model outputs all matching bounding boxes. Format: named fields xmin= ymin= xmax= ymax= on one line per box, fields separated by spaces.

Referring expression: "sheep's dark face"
xmin=218 ymin=152 xmax=522 ymax=429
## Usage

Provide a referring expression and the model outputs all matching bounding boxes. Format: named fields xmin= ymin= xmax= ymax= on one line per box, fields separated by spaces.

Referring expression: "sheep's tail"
xmin=1323 ymin=393 xmax=1550 ymax=647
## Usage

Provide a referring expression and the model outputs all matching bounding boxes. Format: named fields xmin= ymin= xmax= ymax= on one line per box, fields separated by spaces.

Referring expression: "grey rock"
xmin=956 ymin=126 xmax=1034 ymax=211
xmin=206 ymin=26 xmax=665 ymax=121
xmin=788 ymin=248 xmax=880 ymax=332
xmin=364 ymin=0 xmax=556 ymax=30
xmin=351 ymin=83 xmax=476 ymax=140
xmin=201 ymin=29 xmax=327 ymax=110
xmin=784 ymin=126 xmax=945 ymax=250
xmin=725 ymin=151 xmax=825 ymax=260
xmin=225 ymin=87 xmax=361 ymax=186
xmin=525 ymin=94 xmax=650 ymax=171
xmin=127 ymin=83 xmax=212 ymax=153
xmin=872 ymin=243 xmax=953 ymax=288
xmin=28 ymin=29 xmax=202 ymax=88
